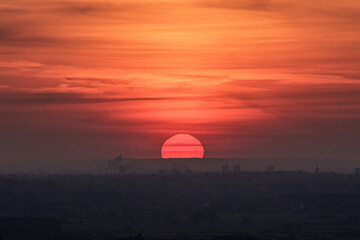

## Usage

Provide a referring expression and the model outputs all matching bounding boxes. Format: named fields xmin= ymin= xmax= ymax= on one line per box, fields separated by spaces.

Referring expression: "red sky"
xmin=0 ymin=0 xmax=360 ymax=163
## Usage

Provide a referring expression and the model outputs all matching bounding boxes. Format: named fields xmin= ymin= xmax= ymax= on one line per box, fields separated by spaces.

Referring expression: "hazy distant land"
xmin=0 ymin=157 xmax=359 ymax=175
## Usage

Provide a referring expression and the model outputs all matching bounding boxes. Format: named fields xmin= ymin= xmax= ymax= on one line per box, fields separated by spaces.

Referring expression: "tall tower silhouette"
xmin=315 ymin=164 xmax=319 ymax=174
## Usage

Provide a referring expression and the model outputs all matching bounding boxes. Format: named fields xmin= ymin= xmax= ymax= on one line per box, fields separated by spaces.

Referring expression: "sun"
xmin=161 ymin=134 xmax=204 ymax=159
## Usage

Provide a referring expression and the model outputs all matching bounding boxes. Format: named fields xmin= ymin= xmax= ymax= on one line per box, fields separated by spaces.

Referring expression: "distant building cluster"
xmin=107 ymin=155 xmax=144 ymax=174
xmin=105 ymin=155 xmax=360 ymax=178
xmin=107 ymin=155 xmax=125 ymax=173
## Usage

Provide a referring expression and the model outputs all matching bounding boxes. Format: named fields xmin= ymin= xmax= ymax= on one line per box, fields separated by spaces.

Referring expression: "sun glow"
xmin=161 ymin=134 xmax=204 ymax=159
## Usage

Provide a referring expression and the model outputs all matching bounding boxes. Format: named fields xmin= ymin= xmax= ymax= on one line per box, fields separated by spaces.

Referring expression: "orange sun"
xmin=161 ymin=134 xmax=204 ymax=159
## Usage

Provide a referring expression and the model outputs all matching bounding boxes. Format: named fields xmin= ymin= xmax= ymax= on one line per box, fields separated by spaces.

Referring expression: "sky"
xmin=0 ymin=0 xmax=360 ymax=163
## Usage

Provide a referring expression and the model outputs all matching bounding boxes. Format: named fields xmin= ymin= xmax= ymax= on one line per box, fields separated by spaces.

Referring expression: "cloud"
xmin=0 ymin=7 xmax=28 ymax=15
xmin=219 ymin=81 xmax=360 ymax=120
xmin=0 ymin=90 xmax=183 ymax=105
xmin=199 ymin=0 xmax=286 ymax=11
xmin=65 ymin=77 xmax=129 ymax=86
xmin=0 ymin=60 xmax=44 ymax=68
xmin=57 ymin=2 xmax=117 ymax=15
xmin=0 ymin=28 xmax=101 ymax=48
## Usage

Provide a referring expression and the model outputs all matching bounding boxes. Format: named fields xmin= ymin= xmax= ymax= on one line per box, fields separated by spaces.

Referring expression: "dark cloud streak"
xmin=0 ymin=91 xmax=188 ymax=105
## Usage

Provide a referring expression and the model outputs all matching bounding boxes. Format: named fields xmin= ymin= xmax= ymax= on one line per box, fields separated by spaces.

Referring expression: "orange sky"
xmin=1 ymin=0 xmax=360 ymax=162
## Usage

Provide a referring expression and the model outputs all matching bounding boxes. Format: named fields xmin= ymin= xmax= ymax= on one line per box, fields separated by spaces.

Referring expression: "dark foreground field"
xmin=1 ymin=171 xmax=360 ymax=239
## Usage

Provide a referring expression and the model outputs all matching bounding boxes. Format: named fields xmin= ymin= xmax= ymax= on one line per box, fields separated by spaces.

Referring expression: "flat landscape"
xmin=1 ymin=171 xmax=360 ymax=239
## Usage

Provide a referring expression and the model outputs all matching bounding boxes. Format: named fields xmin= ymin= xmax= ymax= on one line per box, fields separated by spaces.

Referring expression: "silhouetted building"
xmin=170 ymin=168 xmax=181 ymax=175
xmin=221 ymin=164 xmax=230 ymax=175
xmin=315 ymin=164 xmax=320 ymax=174
xmin=266 ymin=165 xmax=275 ymax=172
xmin=107 ymin=155 xmax=125 ymax=173
xmin=233 ymin=165 xmax=241 ymax=173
